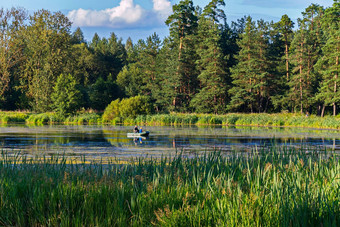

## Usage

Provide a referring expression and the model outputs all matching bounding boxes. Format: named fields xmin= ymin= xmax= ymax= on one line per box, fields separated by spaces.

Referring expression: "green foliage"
xmin=0 ymin=147 xmax=339 ymax=226
xmin=119 ymin=96 xmax=153 ymax=119
xmin=0 ymin=112 xmax=29 ymax=123
xmin=191 ymin=3 xmax=228 ymax=114
xmin=22 ymin=10 xmax=72 ymax=112
xmin=88 ymin=76 xmax=122 ymax=111
xmin=102 ymin=96 xmax=153 ymax=122
xmin=102 ymin=99 xmax=120 ymax=122
xmin=65 ymin=113 xmax=101 ymax=125
xmin=116 ymin=64 xmax=142 ymax=97
xmin=228 ymin=17 xmax=275 ymax=113
xmin=0 ymin=2 xmax=339 ymax=116
xmin=26 ymin=112 xmax=64 ymax=125
xmin=52 ymin=74 xmax=82 ymax=115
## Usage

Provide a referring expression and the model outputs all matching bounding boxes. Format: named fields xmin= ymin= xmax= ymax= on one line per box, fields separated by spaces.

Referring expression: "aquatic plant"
xmin=0 ymin=145 xmax=339 ymax=226
xmin=0 ymin=111 xmax=29 ymax=124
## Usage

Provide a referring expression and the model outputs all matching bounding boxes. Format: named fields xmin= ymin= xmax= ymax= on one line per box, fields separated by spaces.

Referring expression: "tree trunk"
xmin=335 ymin=53 xmax=339 ymax=116
xmin=321 ymin=105 xmax=325 ymax=118
xmin=300 ymin=66 xmax=303 ymax=114
xmin=285 ymin=41 xmax=289 ymax=80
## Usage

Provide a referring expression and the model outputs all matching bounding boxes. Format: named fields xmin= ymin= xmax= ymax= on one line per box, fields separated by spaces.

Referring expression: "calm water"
xmin=0 ymin=124 xmax=340 ymax=160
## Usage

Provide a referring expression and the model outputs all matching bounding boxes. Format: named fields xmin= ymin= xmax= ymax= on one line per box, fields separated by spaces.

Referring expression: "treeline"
xmin=0 ymin=0 xmax=339 ymax=116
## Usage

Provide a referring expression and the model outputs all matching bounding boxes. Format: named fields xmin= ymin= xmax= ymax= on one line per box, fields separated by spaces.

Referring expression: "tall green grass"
xmin=0 ymin=146 xmax=339 ymax=226
xmin=0 ymin=111 xmax=29 ymax=124
xmin=131 ymin=113 xmax=340 ymax=129
xmin=3 ymin=111 xmax=340 ymax=129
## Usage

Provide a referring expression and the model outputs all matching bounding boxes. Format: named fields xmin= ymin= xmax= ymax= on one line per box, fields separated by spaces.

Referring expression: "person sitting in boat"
xmin=139 ymin=127 xmax=143 ymax=133
xmin=134 ymin=125 xmax=139 ymax=133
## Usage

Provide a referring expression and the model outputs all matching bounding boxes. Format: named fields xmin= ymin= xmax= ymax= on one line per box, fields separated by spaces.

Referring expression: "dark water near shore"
xmin=0 ymin=124 xmax=340 ymax=160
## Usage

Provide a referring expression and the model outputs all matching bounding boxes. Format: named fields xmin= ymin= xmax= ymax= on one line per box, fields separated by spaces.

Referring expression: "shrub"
xmin=102 ymin=99 xmax=121 ymax=122
xmin=102 ymin=96 xmax=153 ymax=123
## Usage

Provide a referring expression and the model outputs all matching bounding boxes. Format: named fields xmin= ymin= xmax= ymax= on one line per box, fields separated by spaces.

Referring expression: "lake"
xmin=0 ymin=124 xmax=340 ymax=161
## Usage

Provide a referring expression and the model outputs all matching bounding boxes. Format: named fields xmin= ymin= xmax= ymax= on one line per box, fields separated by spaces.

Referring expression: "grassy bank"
xmin=132 ymin=113 xmax=340 ymax=129
xmin=0 ymin=111 xmax=102 ymax=125
xmin=0 ymin=111 xmax=29 ymax=124
xmin=0 ymin=146 xmax=339 ymax=226
xmin=2 ymin=111 xmax=340 ymax=130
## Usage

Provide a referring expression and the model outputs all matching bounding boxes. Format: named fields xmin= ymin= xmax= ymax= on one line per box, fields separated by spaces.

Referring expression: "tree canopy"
xmin=0 ymin=1 xmax=339 ymax=116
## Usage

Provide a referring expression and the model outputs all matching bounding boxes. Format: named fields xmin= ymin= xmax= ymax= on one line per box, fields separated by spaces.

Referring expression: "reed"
xmin=0 ymin=145 xmax=339 ymax=226
xmin=127 ymin=113 xmax=340 ymax=129
xmin=0 ymin=111 xmax=29 ymax=124
xmin=64 ymin=113 xmax=102 ymax=125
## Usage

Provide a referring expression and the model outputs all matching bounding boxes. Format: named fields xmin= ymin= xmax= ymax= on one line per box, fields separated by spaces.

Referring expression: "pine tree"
xmin=275 ymin=14 xmax=294 ymax=81
xmin=137 ymin=33 xmax=162 ymax=98
xmin=315 ymin=1 xmax=339 ymax=116
xmin=289 ymin=4 xmax=324 ymax=113
xmin=165 ymin=0 xmax=199 ymax=111
xmin=228 ymin=17 xmax=273 ymax=113
xmin=191 ymin=0 xmax=228 ymax=113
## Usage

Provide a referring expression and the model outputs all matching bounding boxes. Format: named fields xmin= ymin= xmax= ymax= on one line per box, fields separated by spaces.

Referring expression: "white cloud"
xmin=152 ymin=0 xmax=172 ymax=19
xmin=68 ymin=0 xmax=172 ymax=28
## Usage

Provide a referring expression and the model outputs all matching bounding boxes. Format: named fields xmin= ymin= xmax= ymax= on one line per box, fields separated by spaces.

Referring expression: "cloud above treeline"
xmin=68 ymin=0 xmax=172 ymax=28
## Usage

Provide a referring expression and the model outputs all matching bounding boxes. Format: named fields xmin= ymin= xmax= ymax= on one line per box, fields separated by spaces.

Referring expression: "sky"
xmin=0 ymin=0 xmax=334 ymax=43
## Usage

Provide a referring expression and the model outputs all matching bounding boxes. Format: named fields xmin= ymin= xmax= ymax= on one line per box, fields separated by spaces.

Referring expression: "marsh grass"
xmin=0 ymin=111 xmax=29 ymax=124
xmin=132 ymin=113 xmax=340 ymax=129
xmin=0 ymin=146 xmax=339 ymax=226
xmin=3 ymin=111 xmax=340 ymax=130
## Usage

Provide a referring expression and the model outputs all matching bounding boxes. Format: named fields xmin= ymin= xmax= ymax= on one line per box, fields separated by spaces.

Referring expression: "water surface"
xmin=0 ymin=124 xmax=339 ymax=160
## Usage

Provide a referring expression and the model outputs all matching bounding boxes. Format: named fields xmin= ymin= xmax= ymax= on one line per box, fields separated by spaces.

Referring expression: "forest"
xmin=0 ymin=0 xmax=339 ymax=116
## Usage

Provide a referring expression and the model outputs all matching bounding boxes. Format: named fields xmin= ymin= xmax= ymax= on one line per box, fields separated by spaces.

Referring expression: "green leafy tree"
xmin=88 ymin=75 xmax=122 ymax=111
xmin=66 ymin=42 xmax=97 ymax=86
xmin=0 ymin=8 xmax=27 ymax=107
xmin=52 ymin=74 xmax=82 ymax=115
xmin=22 ymin=9 xmax=72 ymax=112
xmin=116 ymin=64 xmax=143 ymax=97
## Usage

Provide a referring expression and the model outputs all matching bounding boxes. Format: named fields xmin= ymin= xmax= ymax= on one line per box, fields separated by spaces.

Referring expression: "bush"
xmin=102 ymin=96 xmax=153 ymax=123
xmin=102 ymin=99 xmax=121 ymax=122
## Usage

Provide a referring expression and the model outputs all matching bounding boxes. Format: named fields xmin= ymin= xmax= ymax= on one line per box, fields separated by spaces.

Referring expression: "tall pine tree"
xmin=228 ymin=17 xmax=273 ymax=113
xmin=191 ymin=0 xmax=228 ymax=113
xmin=165 ymin=0 xmax=199 ymax=111
xmin=315 ymin=1 xmax=339 ymax=116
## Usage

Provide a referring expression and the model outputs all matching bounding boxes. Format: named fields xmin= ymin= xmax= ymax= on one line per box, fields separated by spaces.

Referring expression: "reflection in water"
xmin=0 ymin=124 xmax=340 ymax=160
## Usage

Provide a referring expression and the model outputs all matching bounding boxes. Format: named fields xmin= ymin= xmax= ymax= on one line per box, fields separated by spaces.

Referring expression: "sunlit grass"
xmin=0 ymin=146 xmax=339 ymax=226
xmin=2 ymin=111 xmax=340 ymax=130
xmin=0 ymin=111 xmax=29 ymax=124
xmin=134 ymin=113 xmax=340 ymax=129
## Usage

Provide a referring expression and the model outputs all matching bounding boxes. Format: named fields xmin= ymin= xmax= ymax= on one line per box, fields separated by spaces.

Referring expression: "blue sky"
xmin=1 ymin=0 xmax=334 ymax=43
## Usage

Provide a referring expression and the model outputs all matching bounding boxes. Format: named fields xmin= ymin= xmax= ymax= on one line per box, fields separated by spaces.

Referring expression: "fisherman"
xmin=139 ymin=127 xmax=143 ymax=133
xmin=134 ymin=125 xmax=139 ymax=133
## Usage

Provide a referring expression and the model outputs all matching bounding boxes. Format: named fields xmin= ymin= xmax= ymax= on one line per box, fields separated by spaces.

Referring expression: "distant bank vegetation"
xmin=3 ymin=109 xmax=340 ymax=130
